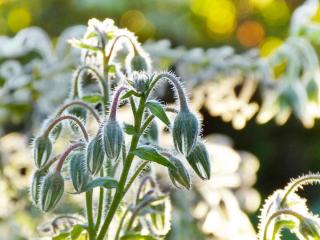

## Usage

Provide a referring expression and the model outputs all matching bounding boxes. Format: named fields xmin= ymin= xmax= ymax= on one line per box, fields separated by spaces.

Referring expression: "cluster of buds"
xmin=30 ymin=18 xmax=210 ymax=240
xmin=258 ymin=173 xmax=320 ymax=240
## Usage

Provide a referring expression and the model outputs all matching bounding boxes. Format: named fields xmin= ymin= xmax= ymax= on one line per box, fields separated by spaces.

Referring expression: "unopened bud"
xmin=167 ymin=155 xmax=191 ymax=190
xmin=86 ymin=136 xmax=104 ymax=175
xmin=143 ymin=120 xmax=159 ymax=143
xmin=33 ymin=136 xmax=52 ymax=169
xmin=69 ymin=151 xmax=91 ymax=193
xmin=186 ymin=141 xmax=211 ymax=180
xmin=172 ymin=111 xmax=199 ymax=156
xmin=40 ymin=171 xmax=64 ymax=212
xmin=31 ymin=169 xmax=47 ymax=206
xmin=102 ymin=120 xmax=123 ymax=160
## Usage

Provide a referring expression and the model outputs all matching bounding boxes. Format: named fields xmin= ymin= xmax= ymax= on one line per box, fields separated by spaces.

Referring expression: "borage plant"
xmin=30 ymin=19 xmax=210 ymax=240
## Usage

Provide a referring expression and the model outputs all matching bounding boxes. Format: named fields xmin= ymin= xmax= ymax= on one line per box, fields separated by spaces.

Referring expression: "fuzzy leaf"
xmin=53 ymin=232 xmax=70 ymax=240
xmin=134 ymin=146 xmax=176 ymax=169
xmin=71 ymin=224 xmax=86 ymax=240
xmin=121 ymin=90 xmax=140 ymax=100
xmin=82 ymin=177 xmax=118 ymax=192
xmin=123 ymin=123 xmax=137 ymax=135
xmin=146 ymin=100 xmax=170 ymax=126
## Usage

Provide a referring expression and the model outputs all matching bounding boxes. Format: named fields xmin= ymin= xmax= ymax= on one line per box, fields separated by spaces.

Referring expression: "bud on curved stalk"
xmin=86 ymin=136 xmax=104 ymax=175
xmin=69 ymin=151 xmax=91 ymax=193
xmin=102 ymin=86 xmax=127 ymax=160
xmin=172 ymin=111 xmax=199 ymax=156
xmin=299 ymin=216 xmax=320 ymax=239
xmin=31 ymin=169 xmax=47 ymax=206
xmin=186 ymin=141 xmax=211 ymax=180
xmin=164 ymin=153 xmax=191 ymax=190
xmin=143 ymin=120 xmax=159 ymax=143
xmin=128 ymin=49 xmax=151 ymax=73
xmin=33 ymin=136 xmax=52 ymax=169
xmin=40 ymin=171 xmax=64 ymax=212
xmin=154 ymin=73 xmax=200 ymax=155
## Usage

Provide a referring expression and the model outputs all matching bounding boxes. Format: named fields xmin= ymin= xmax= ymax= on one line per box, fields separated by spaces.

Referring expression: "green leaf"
xmin=145 ymin=100 xmax=170 ymax=126
xmin=71 ymin=224 xmax=86 ymax=240
xmin=134 ymin=146 xmax=176 ymax=169
xmin=69 ymin=39 xmax=99 ymax=51
xmin=53 ymin=232 xmax=70 ymax=240
xmin=120 ymin=234 xmax=157 ymax=240
xmin=82 ymin=94 xmax=103 ymax=104
xmin=82 ymin=177 xmax=118 ymax=192
xmin=121 ymin=90 xmax=140 ymax=100
xmin=124 ymin=123 xmax=137 ymax=135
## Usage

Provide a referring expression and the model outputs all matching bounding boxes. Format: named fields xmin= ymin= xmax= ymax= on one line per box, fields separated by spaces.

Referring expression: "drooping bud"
xmin=69 ymin=151 xmax=91 ymax=193
xmin=31 ymin=169 xmax=47 ymax=206
xmin=299 ymin=216 xmax=320 ymax=239
xmin=33 ymin=136 xmax=52 ymax=169
xmin=40 ymin=171 xmax=64 ymax=212
xmin=67 ymin=106 xmax=87 ymax=133
xmin=130 ymin=53 xmax=151 ymax=72
xmin=186 ymin=141 xmax=211 ymax=180
xmin=101 ymin=120 xmax=123 ymax=160
xmin=142 ymin=120 xmax=159 ymax=143
xmin=167 ymin=155 xmax=191 ymax=190
xmin=86 ymin=136 xmax=104 ymax=175
xmin=172 ymin=111 xmax=199 ymax=156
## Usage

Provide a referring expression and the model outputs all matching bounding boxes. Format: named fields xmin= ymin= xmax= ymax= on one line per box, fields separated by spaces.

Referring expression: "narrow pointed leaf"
xmin=134 ymin=146 xmax=176 ymax=169
xmin=82 ymin=177 xmax=118 ymax=192
xmin=146 ymin=100 xmax=170 ymax=126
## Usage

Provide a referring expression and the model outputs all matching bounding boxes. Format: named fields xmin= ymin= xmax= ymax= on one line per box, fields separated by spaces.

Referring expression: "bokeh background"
xmin=2 ymin=0 xmax=320 ymax=239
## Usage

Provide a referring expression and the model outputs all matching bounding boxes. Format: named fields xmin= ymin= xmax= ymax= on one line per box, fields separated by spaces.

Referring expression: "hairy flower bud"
xmin=186 ymin=141 xmax=211 ymax=180
xmin=143 ymin=120 xmax=159 ymax=143
xmin=130 ymin=54 xmax=150 ymax=72
xmin=102 ymin=120 xmax=123 ymax=160
xmin=40 ymin=171 xmax=64 ymax=212
xmin=31 ymin=169 xmax=47 ymax=206
xmin=86 ymin=136 xmax=104 ymax=175
xmin=67 ymin=106 xmax=87 ymax=133
xmin=33 ymin=136 xmax=52 ymax=168
xmin=172 ymin=111 xmax=199 ymax=156
xmin=128 ymin=72 xmax=151 ymax=94
xmin=168 ymin=155 xmax=191 ymax=190
xmin=69 ymin=151 xmax=91 ymax=193
xmin=299 ymin=216 xmax=320 ymax=239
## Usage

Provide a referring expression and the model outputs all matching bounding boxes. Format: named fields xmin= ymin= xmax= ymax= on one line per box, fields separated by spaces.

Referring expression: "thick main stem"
xmin=86 ymin=191 xmax=96 ymax=240
xmin=97 ymin=97 xmax=146 ymax=240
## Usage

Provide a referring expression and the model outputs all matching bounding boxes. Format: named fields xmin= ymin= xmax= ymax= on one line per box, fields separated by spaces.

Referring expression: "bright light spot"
xmin=120 ymin=10 xmax=155 ymax=38
xmin=7 ymin=7 xmax=31 ymax=32
xmin=260 ymin=37 xmax=283 ymax=57
xmin=237 ymin=21 xmax=265 ymax=47
xmin=250 ymin=0 xmax=273 ymax=9
xmin=261 ymin=0 xmax=289 ymax=26
xmin=191 ymin=0 xmax=236 ymax=37
xmin=207 ymin=0 xmax=236 ymax=36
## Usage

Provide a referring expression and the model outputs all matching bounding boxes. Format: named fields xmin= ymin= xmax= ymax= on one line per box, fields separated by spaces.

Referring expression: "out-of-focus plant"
xmin=30 ymin=18 xmax=211 ymax=240
xmin=0 ymin=25 xmax=85 ymax=134
xmin=258 ymin=173 xmax=320 ymax=240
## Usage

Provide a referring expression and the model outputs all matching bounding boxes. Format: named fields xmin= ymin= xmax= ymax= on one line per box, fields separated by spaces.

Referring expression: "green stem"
xmin=86 ymin=191 xmax=96 ymax=240
xmin=123 ymin=161 xmax=149 ymax=195
xmin=43 ymin=115 xmax=89 ymax=141
xmin=114 ymin=207 xmax=130 ymax=240
xmin=56 ymin=100 xmax=100 ymax=123
xmin=95 ymin=169 xmax=105 ymax=231
xmin=262 ymin=209 xmax=303 ymax=240
xmin=96 ymin=97 xmax=146 ymax=240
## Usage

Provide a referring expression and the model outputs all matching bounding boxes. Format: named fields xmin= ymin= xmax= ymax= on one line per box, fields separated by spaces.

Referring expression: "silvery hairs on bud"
xmin=40 ymin=171 xmax=64 ymax=212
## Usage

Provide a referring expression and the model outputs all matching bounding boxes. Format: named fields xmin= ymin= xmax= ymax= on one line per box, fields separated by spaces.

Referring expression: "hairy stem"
xmin=123 ymin=161 xmax=149 ymax=195
xmin=97 ymin=97 xmax=146 ymax=240
xmin=109 ymin=86 xmax=128 ymax=121
xmin=86 ymin=191 xmax=96 ymax=240
xmin=55 ymin=143 xmax=84 ymax=172
xmin=43 ymin=115 xmax=89 ymax=141
xmin=56 ymin=100 xmax=100 ymax=123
